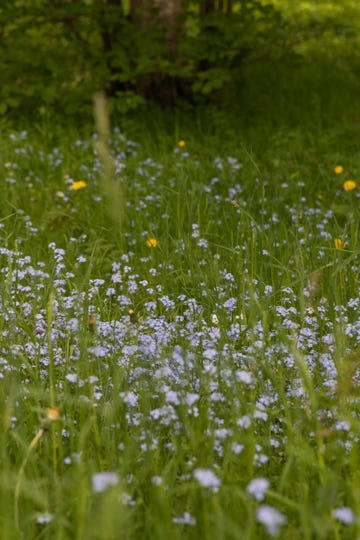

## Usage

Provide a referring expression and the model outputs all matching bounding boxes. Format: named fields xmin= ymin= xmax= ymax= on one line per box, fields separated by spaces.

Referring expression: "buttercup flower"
xmin=146 ymin=238 xmax=158 ymax=248
xmin=343 ymin=180 xmax=356 ymax=191
xmin=46 ymin=406 xmax=60 ymax=423
xmin=72 ymin=180 xmax=87 ymax=191
xmin=334 ymin=238 xmax=343 ymax=249
xmin=178 ymin=140 xmax=186 ymax=148
xmin=334 ymin=165 xmax=344 ymax=174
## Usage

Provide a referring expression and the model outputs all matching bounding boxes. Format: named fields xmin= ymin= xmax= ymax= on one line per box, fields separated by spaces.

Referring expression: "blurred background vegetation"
xmin=1 ymin=0 xmax=360 ymax=128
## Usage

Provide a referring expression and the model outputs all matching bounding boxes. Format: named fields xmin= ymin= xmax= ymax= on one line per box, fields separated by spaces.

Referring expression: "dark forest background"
xmin=1 ymin=0 xmax=360 ymax=127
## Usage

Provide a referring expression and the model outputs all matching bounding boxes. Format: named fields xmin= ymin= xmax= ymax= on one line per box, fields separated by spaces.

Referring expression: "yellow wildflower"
xmin=42 ymin=406 xmax=60 ymax=429
xmin=343 ymin=180 xmax=356 ymax=191
xmin=46 ymin=406 xmax=60 ymax=422
xmin=72 ymin=180 xmax=87 ymax=191
xmin=178 ymin=140 xmax=186 ymax=148
xmin=334 ymin=165 xmax=344 ymax=174
xmin=146 ymin=238 xmax=158 ymax=248
xmin=334 ymin=238 xmax=344 ymax=249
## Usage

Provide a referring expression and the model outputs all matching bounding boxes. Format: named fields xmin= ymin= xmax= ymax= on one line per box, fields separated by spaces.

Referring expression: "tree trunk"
xmin=131 ymin=0 xmax=182 ymax=45
xmin=226 ymin=0 xmax=233 ymax=16
xmin=130 ymin=0 xmax=184 ymax=104
xmin=200 ymin=1 xmax=215 ymax=17
xmin=100 ymin=0 xmax=124 ymax=55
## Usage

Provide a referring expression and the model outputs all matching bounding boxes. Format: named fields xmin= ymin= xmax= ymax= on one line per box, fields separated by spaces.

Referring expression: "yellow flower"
xmin=334 ymin=165 xmax=344 ymax=174
xmin=72 ymin=180 xmax=87 ymax=191
xmin=146 ymin=238 xmax=158 ymax=248
xmin=45 ymin=406 xmax=60 ymax=423
xmin=343 ymin=180 xmax=356 ymax=191
xmin=178 ymin=140 xmax=186 ymax=148
xmin=334 ymin=238 xmax=344 ymax=249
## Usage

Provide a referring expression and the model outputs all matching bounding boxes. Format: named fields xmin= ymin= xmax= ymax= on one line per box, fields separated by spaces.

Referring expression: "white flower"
xmin=333 ymin=507 xmax=355 ymax=525
xmin=254 ymin=409 xmax=268 ymax=421
xmin=236 ymin=370 xmax=252 ymax=384
xmin=165 ymin=391 xmax=180 ymax=405
xmin=120 ymin=492 xmax=136 ymax=506
xmin=223 ymin=297 xmax=237 ymax=312
xmin=173 ymin=512 xmax=196 ymax=526
xmin=231 ymin=442 xmax=244 ymax=455
xmin=120 ymin=391 xmax=138 ymax=407
xmin=151 ymin=476 xmax=163 ymax=486
xmin=256 ymin=505 xmax=287 ymax=536
xmin=237 ymin=415 xmax=251 ymax=429
xmin=36 ymin=512 xmax=53 ymax=524
xmin=193 ymin=468 xmax=221 ymax=491
xmin=185 ymin=393 xmax=199 ymax=406
xmin=335 ymin=421 xmax=350 ymax=432
xmin=247 ymin=478 xmax=270 ymax=501
xmin=92 ymin=472 xmax=119 ymax=493
xmin=65 ymin=373 xmax=78 ymax=383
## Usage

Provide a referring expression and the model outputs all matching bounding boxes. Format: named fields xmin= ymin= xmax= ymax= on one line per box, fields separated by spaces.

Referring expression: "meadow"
xmin=1 ymin=56 xmax=360 ymax=539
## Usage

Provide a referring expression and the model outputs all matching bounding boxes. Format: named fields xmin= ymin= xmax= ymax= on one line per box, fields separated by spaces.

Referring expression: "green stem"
xmin=14 ymin=428 xmax=45 ymax=532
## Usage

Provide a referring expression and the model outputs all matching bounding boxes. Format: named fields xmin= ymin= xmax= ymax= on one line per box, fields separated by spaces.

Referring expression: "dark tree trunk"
xmin=96 ymin=0 xmax=128 ymax=96
xmin=100 ymin=0 xmax=124 ymax=55
xmin=200 ymin=0 xmax=215 ymax=17
xmin=130 ymin=0 xmax=184 ymax=104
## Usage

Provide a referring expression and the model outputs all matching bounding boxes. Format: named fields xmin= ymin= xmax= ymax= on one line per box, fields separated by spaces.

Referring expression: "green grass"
xmin=1 ymin=54 xmax=360 ymax=539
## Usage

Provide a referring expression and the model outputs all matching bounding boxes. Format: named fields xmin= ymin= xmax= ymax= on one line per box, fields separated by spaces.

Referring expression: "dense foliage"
xmin=1 ymin=0 xmax=359 ymax=119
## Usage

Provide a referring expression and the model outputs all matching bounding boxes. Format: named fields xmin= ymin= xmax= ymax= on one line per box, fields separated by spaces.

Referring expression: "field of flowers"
xmin=1 ymin=125 xmax=360 ymax=539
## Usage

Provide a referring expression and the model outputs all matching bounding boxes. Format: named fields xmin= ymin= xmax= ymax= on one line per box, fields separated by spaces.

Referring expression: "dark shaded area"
xmin=0 ymin=0 xmax=359 ymax=126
